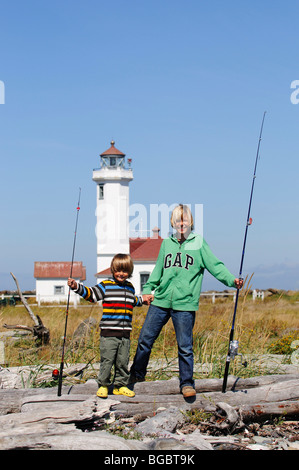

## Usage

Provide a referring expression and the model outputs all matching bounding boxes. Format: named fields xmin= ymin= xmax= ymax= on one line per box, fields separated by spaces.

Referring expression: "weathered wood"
xmin=1 ymin=372 xmax=294 ymax=417
xmin=0 ymin=363 xmax=89 ymax=392
xmin=10 ymin=272 xmax=39 ymax=326
xmin=0 ymin=395 xmax=196 ymax=451
xmin=0 ymin=427 xmax=152 ymax=451
xmin=4 ymin=273 xmax=50 ymax=344
xmin=110 ymin=377 xmax=299 ymax=418
xmin=0 ymin=373 xmax=299 ymax=450
xmin=238 ymin=400 xmax=299 ymax=422
xmin=64 ymin=373 xmax=299 ymax=396
xmin=219 ymin=373 xmax=299 ymax=391
xmin=2 ymin=324 xmax=34 ymax=333
xmin=1 ymin=373 xmax=299 ymax=419
xmin=0 ymin=396 xmax=149 ymax=450
xmin=215 ymin=402 xmax=243 ymax=430
xmin=0 ymin=386 xmax=70 ymax=415
xmin=3 ymin=316 xmax=50 ymax=345
xmin=130 ymin=374 xmax=299 ymax=395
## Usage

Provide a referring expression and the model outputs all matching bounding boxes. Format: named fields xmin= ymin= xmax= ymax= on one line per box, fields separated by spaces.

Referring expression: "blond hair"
xmin=110 ymin=253 xmax=134 ymax=277
xmin=170 ymin=204 xmax=194 ymax=230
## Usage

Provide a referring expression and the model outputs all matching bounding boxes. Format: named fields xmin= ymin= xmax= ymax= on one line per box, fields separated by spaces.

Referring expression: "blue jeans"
xmin=131 ymin=305 xmax=195 ymax=390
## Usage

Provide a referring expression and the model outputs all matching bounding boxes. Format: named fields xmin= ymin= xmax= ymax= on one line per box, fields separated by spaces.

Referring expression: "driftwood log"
xmin=3 ymin=272 xmax=50 ymax=344
xmin=0 ymin=372 xmax=298 ymax=450
xmin=110 ymin=374 xmax=299 ymax=419
xmin=1 ymin=373 xmax=299 ymax=419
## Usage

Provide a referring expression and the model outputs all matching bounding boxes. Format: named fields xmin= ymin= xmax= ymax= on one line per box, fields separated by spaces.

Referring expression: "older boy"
xmin=130 ymin=205 xmax=243 ymax=397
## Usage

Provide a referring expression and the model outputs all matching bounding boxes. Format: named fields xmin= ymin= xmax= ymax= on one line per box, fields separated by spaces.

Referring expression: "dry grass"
xmin=0 ymin=288 xmax=298 ymax=380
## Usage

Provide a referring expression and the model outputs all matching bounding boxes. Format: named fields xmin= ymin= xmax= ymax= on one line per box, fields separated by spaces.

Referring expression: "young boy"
xmin=68 ymin=253 xmax=147 ymax=398
xmin=130 ymin=204 xmax=243 ymax=398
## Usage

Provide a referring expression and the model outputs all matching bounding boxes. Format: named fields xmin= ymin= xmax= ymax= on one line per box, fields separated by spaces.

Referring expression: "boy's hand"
xmin=142 ymin=294 xmax=154 ymax=305
xmin=234 ymin=278 xmax=244 ymax=289
xmin=68 ymin=278 xmax=78 ymax=290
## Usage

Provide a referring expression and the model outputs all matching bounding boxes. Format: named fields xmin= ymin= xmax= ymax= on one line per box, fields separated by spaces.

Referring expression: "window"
xmin=98 ymin=184 xmax=104 ymax=200
xmin=100 ymin=155 xmax=125 ymax=168
xmin=140 ymin=273 xmax=150 ymax=291
xmin=54 ymin=285 xmax=65 ymax=295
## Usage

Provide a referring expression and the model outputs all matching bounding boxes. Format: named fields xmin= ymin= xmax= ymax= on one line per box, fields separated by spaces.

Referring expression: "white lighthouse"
xmin=92 ymin=141 xmax=133 ymax=278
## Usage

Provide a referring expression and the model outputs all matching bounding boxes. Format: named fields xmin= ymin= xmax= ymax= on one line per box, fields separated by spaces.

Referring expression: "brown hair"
xmin=170 ymin=204 xmax=194 ymax=230
xmin=110 ymin=253 xmax=134 ymax=277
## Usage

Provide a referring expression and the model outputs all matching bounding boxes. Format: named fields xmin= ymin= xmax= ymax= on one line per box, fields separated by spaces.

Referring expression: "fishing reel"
xmin=229 ymin=340 xmax=248 ymax=368
xmin=52 ymin=369 xmax=59 ymax=380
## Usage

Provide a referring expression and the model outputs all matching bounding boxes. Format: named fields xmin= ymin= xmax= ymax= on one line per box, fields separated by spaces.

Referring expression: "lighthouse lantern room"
xmin=92 ymin=141 xmax=133 ymax=278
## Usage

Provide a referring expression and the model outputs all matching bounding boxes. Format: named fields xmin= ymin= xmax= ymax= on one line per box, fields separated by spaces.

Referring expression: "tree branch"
xmin=10 ymin=272 xmax=39 ymax=326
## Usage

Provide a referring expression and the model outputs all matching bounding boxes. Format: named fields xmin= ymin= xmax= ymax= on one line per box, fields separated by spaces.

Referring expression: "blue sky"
xmin=0 ymin=0 xmax=299 ymax=292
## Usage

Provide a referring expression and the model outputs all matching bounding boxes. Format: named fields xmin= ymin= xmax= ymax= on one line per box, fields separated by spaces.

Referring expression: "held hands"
xmin=68 ymin=278 xmax=78 ymax=290
xmin=142 ymin=294 xmax=154 ymax=305
xmin=234 ymin=278 xmax=244 ymax=289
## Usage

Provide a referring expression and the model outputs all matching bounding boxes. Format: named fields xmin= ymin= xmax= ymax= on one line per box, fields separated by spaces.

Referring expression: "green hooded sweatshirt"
xmin=142 ymin=232 xmax=236 ymax=311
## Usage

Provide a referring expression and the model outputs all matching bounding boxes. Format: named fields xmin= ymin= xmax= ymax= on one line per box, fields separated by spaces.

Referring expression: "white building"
xmin=34 ymin=261 xmax=86 ymax=304
xmin=93 ymin=141 xmax=162 ymax=294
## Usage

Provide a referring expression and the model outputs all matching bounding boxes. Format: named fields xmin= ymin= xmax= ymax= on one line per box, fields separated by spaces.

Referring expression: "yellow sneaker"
xmin=97 ymin=386 xmax=108 ymax=398
xmin=113 ymin=386 xmax=135 ymax=397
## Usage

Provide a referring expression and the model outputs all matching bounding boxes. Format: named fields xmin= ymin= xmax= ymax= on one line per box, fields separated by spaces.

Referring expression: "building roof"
xmin=96 ymin=228 xmax=163 ymax=277
xmin=130 ymin=235 xmax=163 ymax=261
xmin=96 ymin=267 xmax=112 ymax=276
xmin=100 ymin=140 xmax=125 ymax=157
xmin=34 ymin=262 xmax=86 ymax=280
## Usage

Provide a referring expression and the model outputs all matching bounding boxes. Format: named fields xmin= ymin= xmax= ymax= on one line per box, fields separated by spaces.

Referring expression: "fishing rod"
xmin=222 ymin=112 xmax=266 ymax=393
xmin=57 ymin=188 xmax=81 ymax=397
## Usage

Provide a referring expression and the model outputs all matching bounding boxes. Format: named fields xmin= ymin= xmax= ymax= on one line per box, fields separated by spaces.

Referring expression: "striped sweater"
xmin=73 ymin=278 xmax=143 ymax=337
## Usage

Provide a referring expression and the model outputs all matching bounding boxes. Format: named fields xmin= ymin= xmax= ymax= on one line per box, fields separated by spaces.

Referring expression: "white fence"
xmin=1 ymin=290 xmax=265 ymax=307
xmin=201 ymin=290 xmax=265 ymax=303
xmin=201 ymin=292 xmax=236 ymax=303
xmin=252 ymin=289 xmax=265 ymax=301
xmin=1 ymin=294 xmax=80 ymax=308
xmin=35 ymin=295 xmax=79 ymax=308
